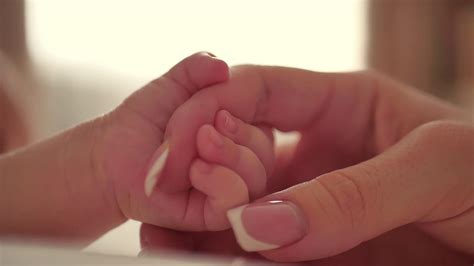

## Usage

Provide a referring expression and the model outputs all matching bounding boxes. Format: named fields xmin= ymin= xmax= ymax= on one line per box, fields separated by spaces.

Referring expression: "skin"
xmin=0 ymin=52 xmax=471 ymax=264
xmin=0 ymin=53 xmax=237 ymax=243
xmin=0 ymin=52 xmax=270 ymax=246
xmin=141 ymin=64 xmax=473 ymax=265
xmin=0 ymin=86 xmax=28 ymax=153
xmin=189 ymin=110 xmax=274 ymax=230
xmin=0 ymin=55 xmax=29 ymax=153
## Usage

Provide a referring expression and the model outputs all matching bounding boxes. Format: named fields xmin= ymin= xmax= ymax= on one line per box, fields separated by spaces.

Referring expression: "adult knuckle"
xmin=316 ymin=170 xmax=370 ymax=233
xmin=413 ymin=120 xmax=473 ymax=152
xmin=404 ymin=121 xmax=474 ymax=219
xmin=420 ymin=122 xmax=474 ymax=183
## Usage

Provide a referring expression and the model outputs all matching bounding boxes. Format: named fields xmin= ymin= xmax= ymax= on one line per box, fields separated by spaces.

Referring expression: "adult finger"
xmin=227 ymin=121 xmax=474 ymax=261
xmin=161 ymin=67 xmax=464 ymax=195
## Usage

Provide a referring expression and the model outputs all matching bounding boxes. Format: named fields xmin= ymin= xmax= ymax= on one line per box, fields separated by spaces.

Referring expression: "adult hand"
xmin=141 ymin=65 xmax=472 ymax=264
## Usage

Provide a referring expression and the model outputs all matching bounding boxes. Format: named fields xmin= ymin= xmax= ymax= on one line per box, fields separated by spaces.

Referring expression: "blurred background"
xmin=0 ymin=0 xmax=473 ymax=256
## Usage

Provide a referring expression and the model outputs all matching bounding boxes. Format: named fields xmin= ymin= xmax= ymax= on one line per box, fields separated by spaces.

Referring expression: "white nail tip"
xmin=227 ymin=205 xmax=280 ymax=252
xmin=144 ymin=144 xmax=169 ymax=197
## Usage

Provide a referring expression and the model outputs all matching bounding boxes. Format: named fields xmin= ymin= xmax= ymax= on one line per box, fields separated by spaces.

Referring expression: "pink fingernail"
xmin=222 ymin=111 xmax=238 ymax=133
xmin=208 ymin=127 xmax=224 ymax=147
xmin=227 ymin=201 xmax=307 ymax=252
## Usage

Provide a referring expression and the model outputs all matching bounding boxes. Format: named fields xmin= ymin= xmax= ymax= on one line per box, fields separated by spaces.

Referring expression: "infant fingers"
xmin=196 ymin=125 xmax=267 ymax=198
xmin=190 ymin=159 xmax=249 ymax=231
xmin=214 ymin=110 xmax=274 ymax=176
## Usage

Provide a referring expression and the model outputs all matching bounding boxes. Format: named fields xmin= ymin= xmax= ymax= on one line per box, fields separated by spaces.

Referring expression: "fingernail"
xmin=208 ymin=127 xmax=224 ymax=148
xmin=222 ymin=111 xmax=238 ymax=133
xmin=227 ymin=201 xmax=307 ymax=252
xmin=205 ymin=52 xmax=217 ymax=57
xmin=144 ymin=141 xmax=170 ymax=197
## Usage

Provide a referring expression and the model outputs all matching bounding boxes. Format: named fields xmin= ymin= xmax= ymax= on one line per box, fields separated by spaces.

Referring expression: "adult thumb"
xmin=227 ymin=121 xmax=474 ymax=262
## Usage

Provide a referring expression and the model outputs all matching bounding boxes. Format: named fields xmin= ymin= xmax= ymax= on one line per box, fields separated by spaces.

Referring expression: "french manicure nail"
xmin=227 ymin=201 xmax=307 ymax=252
xmin=144 ymin=141 xmax=169 ymax=197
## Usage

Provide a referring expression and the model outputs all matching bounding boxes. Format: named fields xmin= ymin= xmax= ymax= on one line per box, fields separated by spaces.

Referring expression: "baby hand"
xmin=98 ymin=53 xmax=275 ymax=233
xmin=189 ymin=110 xmax=274 ymax=230
xmin=143 ymin=109 xmax=274 ymax=231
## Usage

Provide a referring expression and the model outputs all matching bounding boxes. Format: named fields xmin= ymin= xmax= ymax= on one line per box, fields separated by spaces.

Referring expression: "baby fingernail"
xmin=206 ymin=52 xmax=217 ymax=57
xmin=208 ymin=127 xmax=224 ymax=147
xmin=144 ymin=141 xmax=169 ymax=197
xmin=222 ymin=111 xmax=238 ymax=133
xmin=227 ymin=201 xmax=307 ymax=252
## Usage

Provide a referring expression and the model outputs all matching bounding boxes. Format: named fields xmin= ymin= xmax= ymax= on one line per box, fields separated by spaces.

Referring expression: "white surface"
xmin=1 ymin=242 xmax=274 ymax=265
xmin=83 ymin=220 xmax=141 ymax=256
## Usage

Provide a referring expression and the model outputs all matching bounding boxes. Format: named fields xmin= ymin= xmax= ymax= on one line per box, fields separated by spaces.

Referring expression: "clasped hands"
xmin=2 ymin=52 xmax=471 ymax=265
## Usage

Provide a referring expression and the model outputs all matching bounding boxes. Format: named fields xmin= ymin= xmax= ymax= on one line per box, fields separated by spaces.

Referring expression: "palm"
xmin=92 ymin=53 xmax=231 ymax=230
xmin=99 ymin=107 xmax=169 ymax=221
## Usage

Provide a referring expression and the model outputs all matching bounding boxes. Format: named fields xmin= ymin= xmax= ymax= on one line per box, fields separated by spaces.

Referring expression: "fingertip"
xmin=215 ymin=109 xmax=229 ymax=124
xmin=196 ymin=124 xmax=211 ymax=145
xmin=194 ymin=51 xmax=229 ymax=84
xmin=215 ymin=110 xmax=238 ymax=135
xmin=189 ymin=160 xmax=250 ymax=231
xmin=167 ymin=52 xmax=229 ymax=94
xmin=196 ymin=124 xmax=224 ymax=158
xmin=189 ymin=159 xmax=210 ymax=187
xmin=197 ymin=124 xmax=214 ymax=138
xmin=209 ymin=57 xmax=230 ymax=83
